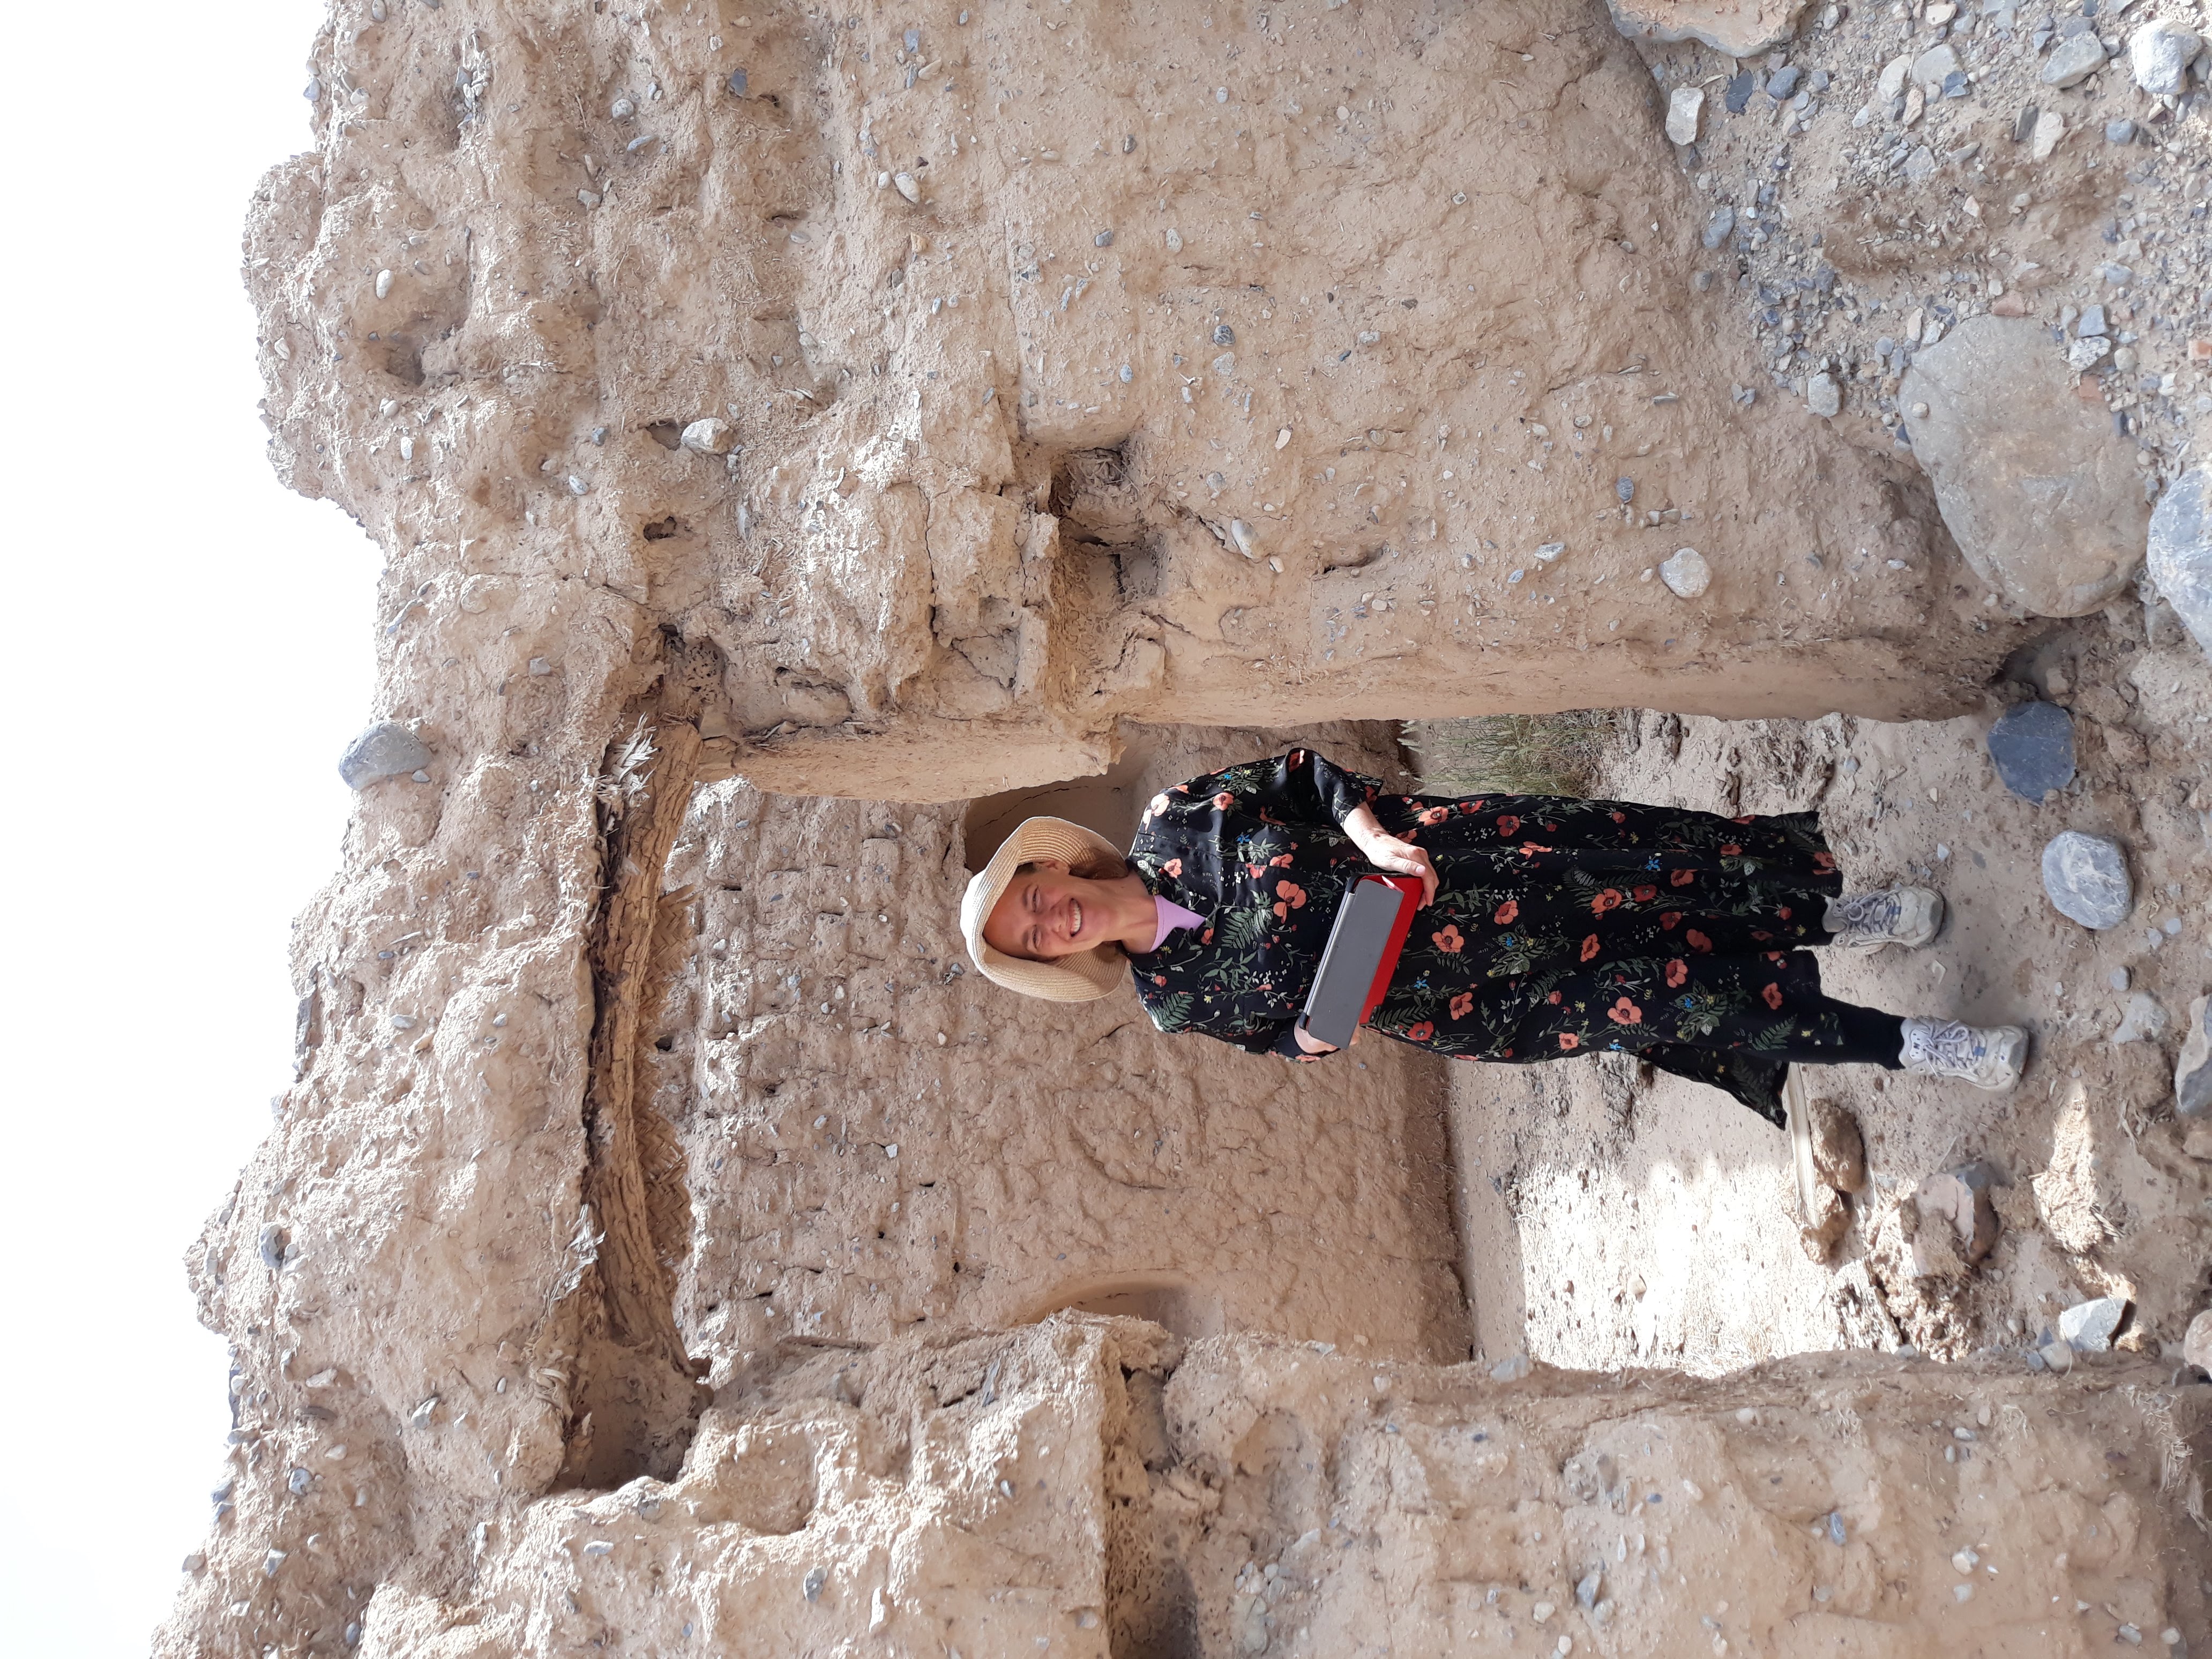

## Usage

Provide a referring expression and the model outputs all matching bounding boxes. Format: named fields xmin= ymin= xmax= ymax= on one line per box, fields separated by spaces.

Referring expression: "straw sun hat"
xmin=960 ymin=816 xmax=1131 ymax=1002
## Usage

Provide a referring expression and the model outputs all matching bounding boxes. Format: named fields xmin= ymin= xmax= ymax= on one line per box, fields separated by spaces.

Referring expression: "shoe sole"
xmin=1783 ymin=1065 xmax=1823 ymax=1222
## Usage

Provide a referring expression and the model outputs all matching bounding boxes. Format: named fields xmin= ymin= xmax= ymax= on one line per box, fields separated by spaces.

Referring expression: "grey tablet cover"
xmin=1298 ymin=878 xmax=1409 ymax=1051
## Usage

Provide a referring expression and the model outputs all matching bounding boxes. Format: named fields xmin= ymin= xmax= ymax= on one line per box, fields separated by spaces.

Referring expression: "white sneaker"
xmin=1825 ymin=887 xmax=1944 ymax=950
xmin=1899 ymin=1017 xmax=2028 ymax=1090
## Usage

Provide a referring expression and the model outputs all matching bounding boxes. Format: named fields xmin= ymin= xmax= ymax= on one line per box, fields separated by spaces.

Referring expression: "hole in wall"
xmin=382 ymin=336 xmax=425 ymax=386
xmin=1029 ymin=1275 xmax=1224 ymax=1342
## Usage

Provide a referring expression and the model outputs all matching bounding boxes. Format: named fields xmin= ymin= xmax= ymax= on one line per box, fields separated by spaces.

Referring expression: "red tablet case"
xmin=1357 ymin=874 xmax=1425 ymax=1026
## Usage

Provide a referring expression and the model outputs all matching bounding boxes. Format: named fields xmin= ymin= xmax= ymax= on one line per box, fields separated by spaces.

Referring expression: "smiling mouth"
xmin=1068 ymin=899 xmax=1083 ymax=941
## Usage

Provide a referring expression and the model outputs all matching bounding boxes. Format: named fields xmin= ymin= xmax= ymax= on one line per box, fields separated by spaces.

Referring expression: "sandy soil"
xmin=1452 ymin=603 xmax=2212 ymax=1376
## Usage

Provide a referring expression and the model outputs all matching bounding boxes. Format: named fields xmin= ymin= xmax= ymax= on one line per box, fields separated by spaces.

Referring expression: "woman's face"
xmin=983 ymin=860 xmax=1105 ymax=961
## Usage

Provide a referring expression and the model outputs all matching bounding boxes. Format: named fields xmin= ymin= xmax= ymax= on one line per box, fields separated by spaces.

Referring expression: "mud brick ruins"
xmin=162 ymin=0 xmax=2212 ymax=1653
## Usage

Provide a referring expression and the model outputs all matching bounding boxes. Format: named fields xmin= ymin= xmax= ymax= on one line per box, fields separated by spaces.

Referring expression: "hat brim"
xmin=960 ymin=817 xmax=1131 ymax=1002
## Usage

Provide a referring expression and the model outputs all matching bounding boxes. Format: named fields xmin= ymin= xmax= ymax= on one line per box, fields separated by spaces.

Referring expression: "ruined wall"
xmin=310 ymin=1319 xmax=2210 ymax=1656
xmin=159 ymin=0 xmax=2211 ymax=1651
xmin=248 ymin=0 xmax=2014 ymax=805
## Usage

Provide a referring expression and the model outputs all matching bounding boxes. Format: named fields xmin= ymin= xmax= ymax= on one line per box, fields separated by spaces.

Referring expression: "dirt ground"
xmin=1449 ymin=600 xmax=2212 ymax=1376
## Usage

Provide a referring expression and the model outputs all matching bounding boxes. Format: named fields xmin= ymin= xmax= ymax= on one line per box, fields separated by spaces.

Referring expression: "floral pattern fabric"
xmin=1126 ymin=751 xmax=1877 ymax=1121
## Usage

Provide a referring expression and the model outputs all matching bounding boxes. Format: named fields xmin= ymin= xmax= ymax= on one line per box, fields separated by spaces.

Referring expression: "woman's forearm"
xmin=1342 ymin=803 xmax=1383 ymax=845
xmin=1340 ymin=805 xmax=1439 ymax=904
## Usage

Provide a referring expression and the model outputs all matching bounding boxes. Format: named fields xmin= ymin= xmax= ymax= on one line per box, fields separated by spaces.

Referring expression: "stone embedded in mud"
xmin=2110 ymin=992 xmax=2168 ymax=1045
xmin=680 ymin=417 xmax=736 ymax=455
xmin=2041 ymin=831 xmax=2132 ymax=930
xmin=2129 ymin=20 xmax=2201 ymax=96
xmin=2057 ymin=1295 xmax=2126 ymax=1352
xmin=338 ymin=721 xmax=433 ymax=789
xmin=2147 ymin=465 xmax=2212 ymax=659
xmin=2177 ymin=995 xmax=2212 ymax=1118
xmin=1701 ymin=205 xmax=1735 ymax=250
xmin=1667 ymin=85 xmax=1705 ymax=145
xmin=1910 ymin=1162 xmax=2000 ymax=1277
xmin=1601 ymin=0 xmax=1811 ymax=57
xmin=2185 ymin=1309 xmax=2212 ymax=1376
xmin=1985 ymin=700 xmax=2074 ymax=802
xmin=1660 ymin=547 xmax=1710 ymax=598
xmin=1900 ymin=317 xmax=2148 ymax=616
xmin=1806 ymin=372 xmax=1841 ymax=419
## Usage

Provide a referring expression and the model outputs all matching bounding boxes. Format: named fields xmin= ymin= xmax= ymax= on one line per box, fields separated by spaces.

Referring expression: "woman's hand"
xmin=1341 ymin=806 xmax=1439 ymax=905
xmin=1292 ymin=1023 xmax=1363 ymax=1056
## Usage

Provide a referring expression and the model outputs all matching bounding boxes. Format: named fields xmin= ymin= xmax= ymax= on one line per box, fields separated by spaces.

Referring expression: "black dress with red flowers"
xmin=1125 ymin=750 xmax=1896 ymax=1126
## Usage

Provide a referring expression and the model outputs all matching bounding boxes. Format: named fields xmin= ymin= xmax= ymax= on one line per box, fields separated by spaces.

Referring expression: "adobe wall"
xmin=246 ymin=0 xmax=2014 ymax=804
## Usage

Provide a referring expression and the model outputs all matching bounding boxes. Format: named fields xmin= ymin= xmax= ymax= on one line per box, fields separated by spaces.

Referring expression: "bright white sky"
xmin=0 ymin=2 xmax=380 ymax=1649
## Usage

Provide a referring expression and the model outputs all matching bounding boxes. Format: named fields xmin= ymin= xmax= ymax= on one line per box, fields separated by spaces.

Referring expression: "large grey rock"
xmin=2042 ymin=33 xmax=2109 ymax=88
xmin=2147 ymin=465 xmax=2212 ymax=657
xmin=338 ymin=722 xmax=433 ymax=789
xmin=2129 ymin=19 xmax=2202 ymax=96
xmin=1602 ymin=0 xmax=1810 ymax=57
xmin=2057 ymin=1295 xmax=2126 ymax=1352
xmin=1985 ymin=700 xmax=2074 ymax=802
xmin=1901 ymin=317 xmax=2149 ymax=616
xmin=2040 ymin=830 xmax=2131 ymax=930
xmin=2178 ymin=995 xmax=2212 ymax=1119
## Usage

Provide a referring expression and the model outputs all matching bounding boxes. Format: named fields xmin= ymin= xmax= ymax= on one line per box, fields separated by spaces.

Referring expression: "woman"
xmin=960 ymin=749 xmax=2027 ymax=1124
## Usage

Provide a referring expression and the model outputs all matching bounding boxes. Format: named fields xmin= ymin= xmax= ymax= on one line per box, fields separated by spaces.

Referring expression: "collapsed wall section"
xmin=317 ymin=1319 xmax=2210 ymax=1656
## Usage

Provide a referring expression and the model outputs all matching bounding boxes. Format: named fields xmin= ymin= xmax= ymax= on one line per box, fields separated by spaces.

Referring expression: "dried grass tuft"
xmin=1403 ymin=711 xmax=1620 ymax=798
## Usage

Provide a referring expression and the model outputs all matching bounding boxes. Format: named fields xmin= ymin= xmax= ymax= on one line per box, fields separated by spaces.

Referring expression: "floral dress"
xmin=1124 ymin=751 xmax=1899 ymax=1125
